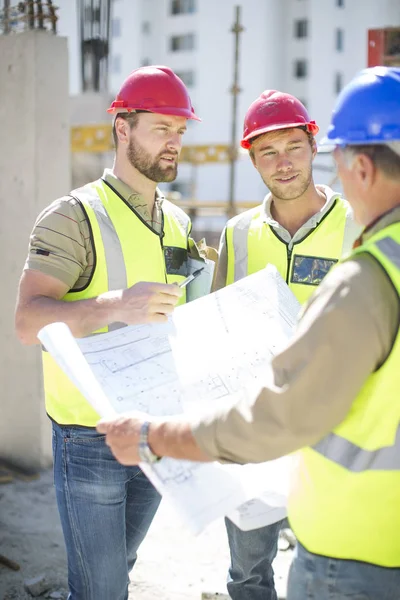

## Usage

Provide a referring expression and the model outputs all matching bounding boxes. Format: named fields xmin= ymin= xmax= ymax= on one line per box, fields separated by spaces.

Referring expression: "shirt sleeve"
xmin=192 ymin=254 xmax=399 ymax=464
xmin=24 ymin=197 xmax=89 ymax=289
xmin=212 ymin=227 xmax=228 ymax=291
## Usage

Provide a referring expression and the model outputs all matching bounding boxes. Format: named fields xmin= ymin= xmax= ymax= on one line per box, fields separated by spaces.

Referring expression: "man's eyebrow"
xmin=153 ymin=119 xmax=187 ymax=131
xmin=257 ymin=138 xmax=305 ymax=151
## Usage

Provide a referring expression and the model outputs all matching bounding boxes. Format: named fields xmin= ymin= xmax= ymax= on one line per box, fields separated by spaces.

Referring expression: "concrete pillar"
xmin=0 ymin=31 xmax=70 ymax=471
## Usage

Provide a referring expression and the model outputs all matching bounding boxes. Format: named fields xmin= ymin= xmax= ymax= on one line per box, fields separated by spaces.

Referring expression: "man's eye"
xmin=289 ymin=146 xmax=301 ymax=150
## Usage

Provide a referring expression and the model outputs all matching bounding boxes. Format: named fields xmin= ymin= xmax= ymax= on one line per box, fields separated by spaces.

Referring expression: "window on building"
xmin=294 ymin=19 xmax=308 ymax=39
xmin=175 ymin=70 xmax=195 ymax=87
xmin=294 ymin=59 xmax=308 ymax=78
xmin=170 ymin=33 xmax=195 ymax=52
xmin=336 ymin=0 xmax=344 ymax=6
xmin=142 ymin=21 xmax=151 ymax=34
xmin=171 ymin=0 xmax=196 ymax=15
xmin=84 ymin=6 xmax=100 ymax=22
xmin=335 ymin=72 xmax=343 ymax=94
xmin=111 ymin=54 xmax=121 ymax=74
xmin=111 ymin=18 xmax=121 ymax=38
xmin=336 ymin=28 xmax=344 ymax=51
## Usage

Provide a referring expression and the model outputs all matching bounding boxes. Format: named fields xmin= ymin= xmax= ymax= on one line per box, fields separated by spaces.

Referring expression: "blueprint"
xmin=38 ymin=265 xmax=301 ymax=533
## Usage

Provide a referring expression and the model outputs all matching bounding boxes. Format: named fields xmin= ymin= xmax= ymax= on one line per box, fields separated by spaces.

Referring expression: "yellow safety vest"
xmin=226 ymin=197 xmax=350 ymax=304
xmin=43 ymin=178 xmax=191 ymax=426
xmin=288 ymin=222 xmax=400 ymax=566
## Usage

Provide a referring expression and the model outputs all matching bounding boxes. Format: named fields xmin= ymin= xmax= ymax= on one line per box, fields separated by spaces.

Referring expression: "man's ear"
xmin=311 ymin=137 xmax=318 ymax=160
xmin=114 ymin=118 xmax=130 ymax=145
xmin=354 ymin=153 xmax=376 ymax=189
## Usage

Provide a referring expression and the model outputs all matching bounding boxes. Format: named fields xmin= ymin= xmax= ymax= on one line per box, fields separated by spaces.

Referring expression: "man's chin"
xmin=161 ymin=168 xmax=178 ymax=183
xmin=270 ymin=183 xmax=307 ymax=201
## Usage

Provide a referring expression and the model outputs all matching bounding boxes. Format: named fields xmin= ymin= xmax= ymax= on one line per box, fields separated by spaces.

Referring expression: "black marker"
xmin=179 ymin=268 xmax=204 ymax=288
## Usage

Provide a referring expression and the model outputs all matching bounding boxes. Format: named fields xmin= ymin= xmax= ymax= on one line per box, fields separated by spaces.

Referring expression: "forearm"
xmin=191 ymin=259 xmax=395 ymax=464
xmin=16 ymin=290 xmax=122 ymax=345
xmin=149 ymin=419 xmax=212 ymax=462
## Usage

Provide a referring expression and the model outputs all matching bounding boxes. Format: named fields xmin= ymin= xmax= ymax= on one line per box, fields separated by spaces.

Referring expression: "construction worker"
xmin=15 ymin=66 xmax=200 ymax=600
xmin=97 ymin=66 xmax=400 ymax=600
xmin=214 ymin=90 xmax=360 ymax=600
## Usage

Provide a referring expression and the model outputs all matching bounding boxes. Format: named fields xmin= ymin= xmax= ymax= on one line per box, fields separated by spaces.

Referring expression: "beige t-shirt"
xmin=192 ymin=207 xmax=400 ymax=464
xmin=25 ymin=169 xmax=164 ymax=290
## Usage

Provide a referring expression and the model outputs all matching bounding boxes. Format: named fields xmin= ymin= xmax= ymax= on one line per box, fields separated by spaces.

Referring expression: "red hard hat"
xmin=107 ymin=65 xmax=201 ymax=121
xmin=241 ymin=90 xmax=319 ymax=149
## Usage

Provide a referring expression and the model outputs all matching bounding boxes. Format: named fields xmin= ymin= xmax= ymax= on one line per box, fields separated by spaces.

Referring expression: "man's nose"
xmin=276 ymin=154 xmax=293 ymax=172
xmin=166 ymin=133 xmax=182 ymax=153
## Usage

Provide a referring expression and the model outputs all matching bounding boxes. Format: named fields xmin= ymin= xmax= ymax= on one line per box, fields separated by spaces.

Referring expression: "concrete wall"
xmin=0 ymin=31 xmax=70 ymax=470
xmin=70 ymin=91 xmax=114 ymax=188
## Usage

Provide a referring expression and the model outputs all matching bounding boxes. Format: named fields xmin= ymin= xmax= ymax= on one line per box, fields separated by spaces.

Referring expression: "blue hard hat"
xmin=320 ymin=67 xmax=400 ymax=147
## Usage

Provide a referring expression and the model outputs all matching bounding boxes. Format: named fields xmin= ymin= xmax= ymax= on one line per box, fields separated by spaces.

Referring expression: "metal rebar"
xmin=228 ymin=5 xmax=244 ymax=218
xmin=3 ymin=0 xmax=11 ymax=33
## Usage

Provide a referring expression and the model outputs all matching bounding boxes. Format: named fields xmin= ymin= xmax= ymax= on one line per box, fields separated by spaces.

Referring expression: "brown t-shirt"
xmin=192 ymin=207 xmax=400 ymax=464
xmin=24 ymin=169 xmax=164 ymax=290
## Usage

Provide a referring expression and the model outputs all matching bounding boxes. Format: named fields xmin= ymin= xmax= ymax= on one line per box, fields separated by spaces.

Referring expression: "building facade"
xmin=57 ymin=0 xmax=400 ymax=203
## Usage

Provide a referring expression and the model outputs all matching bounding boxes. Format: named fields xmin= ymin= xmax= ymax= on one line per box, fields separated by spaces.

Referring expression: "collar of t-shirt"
xmin=102 ymin=168 xmax=164 ymax=234
xmin=261 ymin=184 xmax=340 ymax=245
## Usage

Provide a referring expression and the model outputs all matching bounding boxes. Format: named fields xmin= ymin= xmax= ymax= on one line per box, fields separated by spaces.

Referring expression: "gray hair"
xmin=342 ymin=143 xmax=400 ymax=181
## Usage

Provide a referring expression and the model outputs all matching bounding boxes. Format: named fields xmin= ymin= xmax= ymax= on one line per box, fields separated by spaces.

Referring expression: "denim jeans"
xmin=288 ymin=542 xmax=400 ymax=600
xmin=52 ymin=422 xmax=161 ymax=600
xmin=225 ymin=517 xmax=285 ymax=600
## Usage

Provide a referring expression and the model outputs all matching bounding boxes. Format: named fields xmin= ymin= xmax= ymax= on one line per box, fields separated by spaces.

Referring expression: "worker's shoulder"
xmin=162 ymin=198 xmax=191 ymax=232
xmin=323 ymin=187 xmax=357 ymax=226
xmin=324 ymin=187 xmax=351 ymax=213
xmin=162 ymin=198 xmax=191 ymax=223
xmin=329 ymin=252 xmax=397 ymax=301
xmin=36 ymin=193 xmax=86 ymax=225
xmin=226 ymin=204 xmax=263 ymax=229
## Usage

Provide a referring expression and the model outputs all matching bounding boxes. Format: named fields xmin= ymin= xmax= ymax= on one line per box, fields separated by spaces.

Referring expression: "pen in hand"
xmin=179 ymin=268 xmax=204 ymax=288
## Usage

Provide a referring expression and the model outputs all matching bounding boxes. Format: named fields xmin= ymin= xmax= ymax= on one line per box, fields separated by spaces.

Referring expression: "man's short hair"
xmin=112 ymin=111 xmax=141 ymax=147
xmin=248 ymin=126 xmax=314 ymax=159
xmin=344 ymin=144 xmax=400 ymax=181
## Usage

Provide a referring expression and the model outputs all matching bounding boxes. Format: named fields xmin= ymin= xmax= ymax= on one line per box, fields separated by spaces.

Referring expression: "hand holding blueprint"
xmin=38 ymin=265 xmax=301 ymax=534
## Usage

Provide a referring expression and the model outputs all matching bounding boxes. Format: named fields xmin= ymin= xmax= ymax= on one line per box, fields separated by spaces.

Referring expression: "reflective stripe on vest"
xmin=43 ymin=179 xmax=190 ymax=426
xmin=226 ymin=197 xmax=350 ymax=304
xmin=376 ymin=237 xmax=400 ymax=269
xmin=69 ymin=184 xmax=127 ymax=332
xmin=288 ymin=226 xmax=400 ymax=566
xmin=312 ymin=426 xmax=400 ymax=472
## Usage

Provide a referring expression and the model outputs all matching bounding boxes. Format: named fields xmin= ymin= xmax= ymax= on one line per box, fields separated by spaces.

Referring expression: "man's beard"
xmin=127 ymin=138 xmax=178 ymax=182
xmin=264 ymin=165 xmax=313 ymax=201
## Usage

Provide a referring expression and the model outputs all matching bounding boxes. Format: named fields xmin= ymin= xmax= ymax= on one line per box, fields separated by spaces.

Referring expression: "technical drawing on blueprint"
xmin=38 ymin=265 xmax=300 ymax=533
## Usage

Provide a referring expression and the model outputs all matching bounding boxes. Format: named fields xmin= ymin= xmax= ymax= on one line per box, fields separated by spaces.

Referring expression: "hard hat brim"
xmin=241 ymin=121 xmax=319 ymax=149
xmin=107 ymin=105 xmax=201 ymax=121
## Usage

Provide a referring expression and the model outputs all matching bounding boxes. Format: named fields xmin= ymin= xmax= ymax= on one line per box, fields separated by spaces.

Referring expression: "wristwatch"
xmin=138 ymin=421 xmax=161 ymax=464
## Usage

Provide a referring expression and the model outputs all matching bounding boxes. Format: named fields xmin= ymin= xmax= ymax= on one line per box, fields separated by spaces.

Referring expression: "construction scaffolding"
xmin=78 ymin=0 xmax=111 ymax=92
xmin=0 ymin=1 xmax=58 ymax=34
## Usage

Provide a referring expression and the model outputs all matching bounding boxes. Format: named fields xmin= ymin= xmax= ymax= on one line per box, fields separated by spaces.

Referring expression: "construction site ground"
xmin=0 ymin=466 xmax=293 ymax=599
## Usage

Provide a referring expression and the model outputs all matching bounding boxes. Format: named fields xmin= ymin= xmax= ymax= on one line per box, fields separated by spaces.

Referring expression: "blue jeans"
xmin=288 ymin=542 xmax=400 ymax=600
xmin=225 ymin=517 xmax=284 ymax=600
xmin=52 ymin=423 xmax=161 ymax=600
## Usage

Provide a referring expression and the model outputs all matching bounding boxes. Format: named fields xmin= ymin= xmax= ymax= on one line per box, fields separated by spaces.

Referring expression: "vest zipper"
xmin=286 ymin=246 xmax=292 ymax=284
